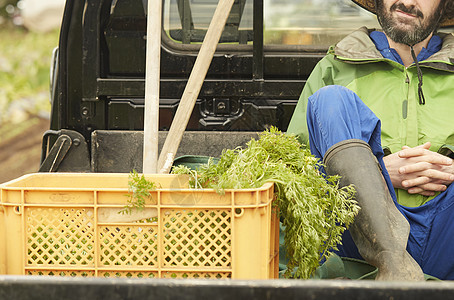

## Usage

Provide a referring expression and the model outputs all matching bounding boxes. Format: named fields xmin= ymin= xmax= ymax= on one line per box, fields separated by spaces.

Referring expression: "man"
xmin=287 ymin=0 xmax=454 ymax=280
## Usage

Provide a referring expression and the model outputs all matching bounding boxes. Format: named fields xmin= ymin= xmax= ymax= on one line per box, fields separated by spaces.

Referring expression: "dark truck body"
xmin=2 ymin=276 xmax=454 ymax=300
xmin=40 ymin=0 xmax=328 ymax=172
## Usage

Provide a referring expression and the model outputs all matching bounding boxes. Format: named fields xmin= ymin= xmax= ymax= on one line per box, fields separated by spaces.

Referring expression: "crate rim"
xmin=0 ymin=173 xmax=274 ymax=192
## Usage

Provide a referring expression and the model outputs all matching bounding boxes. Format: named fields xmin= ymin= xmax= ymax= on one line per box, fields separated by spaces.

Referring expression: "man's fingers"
xmin=407 ymin=181 xmax=446 ymax=195
xmin=401 ymin=142 xmax=431 ymax=151
xmin=397 ymin=142 xmax=449 ymax=164
xmin=400 ymin=167 xmax=454 ymax=184
xmin=420 ymin=191 xmax=436 ymax=197
xmin=402 ymin=176 xmax=431 ymax=188
xmin=409 ymin=183 xmax=447 ymax=193
xmin=398 ymin=148 xmax=424 ymax=157
xmin=399 ymin=162 xmax=431 ymax=174
xmin=398 ymin=152 xmax=453 ymax=166
xmin=399 ymin=162 xmax=450 ymax=174
xmin=407 ymin=187 xmax=435 ymax=196
xmin=421 ymin=142 xmax=431 ymax=149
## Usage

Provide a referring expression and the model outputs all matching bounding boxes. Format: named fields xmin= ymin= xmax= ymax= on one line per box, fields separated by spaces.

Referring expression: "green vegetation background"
xmin=0 ymin=1 xmax=59 ymax=124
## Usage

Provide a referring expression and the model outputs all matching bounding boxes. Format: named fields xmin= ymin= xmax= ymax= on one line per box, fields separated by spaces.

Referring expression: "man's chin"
xmin=393 ymin=26 xmax=417 ymax=36
xmin=387 ymin=22 xmax=421 ymax=37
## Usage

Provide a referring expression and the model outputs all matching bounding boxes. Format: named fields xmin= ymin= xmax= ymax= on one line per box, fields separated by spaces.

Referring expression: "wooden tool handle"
xmin=143 ymin=0 xmax=162 ymax=174
xmin=157 ymin=0 xmax=236 ymax=174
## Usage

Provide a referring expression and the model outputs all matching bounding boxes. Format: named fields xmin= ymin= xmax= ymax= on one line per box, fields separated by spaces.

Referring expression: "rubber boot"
xmin=323 ymin=139 xmax=424 ymax=281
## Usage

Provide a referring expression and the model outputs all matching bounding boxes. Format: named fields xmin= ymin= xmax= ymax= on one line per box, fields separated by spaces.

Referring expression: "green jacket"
xmin=287 ymin=27 xmax=454 ymax=207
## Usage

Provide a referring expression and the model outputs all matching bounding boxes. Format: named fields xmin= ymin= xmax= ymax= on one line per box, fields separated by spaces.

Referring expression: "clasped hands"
xmin=383 ymin=142 xmax=454 ymax=197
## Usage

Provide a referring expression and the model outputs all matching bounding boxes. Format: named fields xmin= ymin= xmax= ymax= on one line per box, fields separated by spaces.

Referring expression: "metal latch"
xmin=199 ymin=98 xmax=242 ymax=127
xmin=39 ymin=130 xmax=90 ymax=172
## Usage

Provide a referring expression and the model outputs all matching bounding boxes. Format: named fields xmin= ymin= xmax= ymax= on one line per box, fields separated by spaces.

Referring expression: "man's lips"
xmin=395 ymin=9 xmax=418 ymax=18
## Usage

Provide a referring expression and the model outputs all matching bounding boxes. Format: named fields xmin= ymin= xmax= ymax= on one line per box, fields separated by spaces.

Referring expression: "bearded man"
xmin=287 ymin=0 xmax=454 ymax=280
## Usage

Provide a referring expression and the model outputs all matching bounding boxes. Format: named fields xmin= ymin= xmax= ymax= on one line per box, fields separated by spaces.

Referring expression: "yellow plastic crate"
xmin=0 ymin=173 xmax=279 ymax=279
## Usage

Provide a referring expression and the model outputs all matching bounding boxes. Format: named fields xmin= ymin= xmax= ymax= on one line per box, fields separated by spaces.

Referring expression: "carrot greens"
xmin=172 ymin=127 xmax=359 ymax=279
xmin=120 ymin=170 xmax=156 ymax=214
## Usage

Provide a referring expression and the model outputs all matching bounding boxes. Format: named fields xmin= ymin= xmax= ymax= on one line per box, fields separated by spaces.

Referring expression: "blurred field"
xmin=0 ymin=27 xmax=59 ymax=123
xmin=0 ymin=27 xmax=59 ymax=183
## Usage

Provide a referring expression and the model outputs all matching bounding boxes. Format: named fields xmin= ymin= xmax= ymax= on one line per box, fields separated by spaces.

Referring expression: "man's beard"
xmin=376 ymin=0 xmax=442 ymax=45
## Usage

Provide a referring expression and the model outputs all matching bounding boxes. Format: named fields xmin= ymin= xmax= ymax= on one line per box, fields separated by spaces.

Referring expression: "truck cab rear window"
xmin=163 ymin=0 xmax=379 ymax=48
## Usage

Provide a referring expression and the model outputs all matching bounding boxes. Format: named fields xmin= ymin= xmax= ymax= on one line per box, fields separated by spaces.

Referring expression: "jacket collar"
xmin=333 ymin=27 xmax=382 ymax=61
xmin=332 ymin=26 xmax=454 ymax=67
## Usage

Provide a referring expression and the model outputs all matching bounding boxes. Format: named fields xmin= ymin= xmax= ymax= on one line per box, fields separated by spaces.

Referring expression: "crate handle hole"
xmin=234 ymin=208 xmax=244 ymax=217
xmin=14 ymin=206 xmax=22 ymax=215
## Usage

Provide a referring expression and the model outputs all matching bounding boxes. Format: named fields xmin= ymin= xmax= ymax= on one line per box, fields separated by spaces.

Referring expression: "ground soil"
xmin=0 ymin=116 xmax=50 ymax=184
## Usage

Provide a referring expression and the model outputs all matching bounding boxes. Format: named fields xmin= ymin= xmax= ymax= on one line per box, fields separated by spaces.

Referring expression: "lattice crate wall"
xmin=0 ymin=173 xmax=279 ymax=279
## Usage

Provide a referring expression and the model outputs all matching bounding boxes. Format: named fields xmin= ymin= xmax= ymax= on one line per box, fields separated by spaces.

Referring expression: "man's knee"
xmin=308 ymin=85 xmax=360 ymax=115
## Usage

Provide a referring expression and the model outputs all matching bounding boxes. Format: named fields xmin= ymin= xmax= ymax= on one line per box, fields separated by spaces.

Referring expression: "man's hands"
xmin=383 ymin=142 xmax=454 ymax=196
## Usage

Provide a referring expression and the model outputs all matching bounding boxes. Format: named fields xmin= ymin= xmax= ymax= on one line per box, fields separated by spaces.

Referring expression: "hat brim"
xmin=352 ymin=0 xmax=376 ymax=14
xmin=352 ymin=0 xmax=454 ymax=28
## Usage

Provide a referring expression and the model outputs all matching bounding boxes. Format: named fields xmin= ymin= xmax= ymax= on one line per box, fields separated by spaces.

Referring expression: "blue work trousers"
xmin=307 ymin=85 xmax=454 ymax=280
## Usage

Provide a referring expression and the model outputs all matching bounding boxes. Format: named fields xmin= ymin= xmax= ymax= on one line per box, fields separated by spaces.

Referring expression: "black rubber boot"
xmin=323 ymin=139 xmax=424 ymax=281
